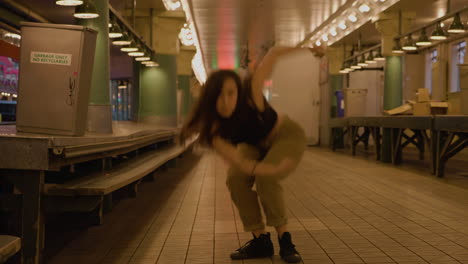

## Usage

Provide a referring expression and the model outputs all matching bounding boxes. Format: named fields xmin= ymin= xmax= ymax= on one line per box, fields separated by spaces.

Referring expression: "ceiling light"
xmin=315 ymin=40 xmax=321 ymax=46
xmin=448 ymin=13 xmax=466 ymax=34
xmin=4 ymin=33 xmax=21 ymax=39
xmin=73 ymin=0 xmax=99 ymax=19
xmin=145 ymin=62 xmax=160 ymax=67
xmin=121 ymin=39 xmax=139 ymax=52
xmin=392 ymin=39 xmax=404 ymax=54
xmin=118 ymin=80 xmax=127 ymax=89
xmin=338 ymin=21 xmax=347 ymax=30
xmin=112 ymin=32 xmax=131 ymax=46
xmin=339 ymin=64 xmax=349 ymax=74
xmin=359 ymin=4 xmax=371 ymax=13
xmin=416 ymin=28 xmax=432 ymax=46
xmin=330 ymin=28 xmax=337 ymax=36
xmin=344 ymin=61 xmax=353 ymax=71
xmin=56 ymin=0 xmax=83 ymax=6
xmin=348 ymin=14 xmax=358 ymax=23
xmin=322 ymin=34 xmax=328 ymax=41
xmin=109 ymin=21 xmax=123 ymax=39
xmin=366 ymin=52 xmax=376 ymax=64
xmin=374 ymin=48 xmax=385 ymax=61
xmin=128 ymin=51 xmax=145 ymax=57
xmin=351 ymin=57 xmax=362 ymax=69
xmin=358 ymin=55 xmax=368 ymax=67
xmin=121 ymin=46 xmax=138 ymax=52
xmin=402 ymin=34 xmax=417 ymax=51
xmin=135 ymin=56 xmax=150 ymax=61
xmin=430 ymin=22 xmax=447 ymax=40
xmin=162 ymin=0 xmax=182 ymax=11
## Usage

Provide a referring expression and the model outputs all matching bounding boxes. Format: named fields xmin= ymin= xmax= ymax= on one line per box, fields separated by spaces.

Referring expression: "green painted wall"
xmin=79 ymin=0 xmax=110 ymax=105
xmin=178 ymin=75 xmax=191 ymax=116
xmin=138 ymin=54 xmax=177 ymax=118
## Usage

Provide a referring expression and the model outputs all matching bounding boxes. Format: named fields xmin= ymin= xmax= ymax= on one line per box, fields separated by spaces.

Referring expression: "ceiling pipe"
xmin=150 ymin=8 xmax=153 ymax=45
xmin=132 ymin=0 xmax=137 ymax=27
xmin=0 ymin=21 xmax=20 ymax=33
xmin=1 ymin=0 xmax=51 ymax=23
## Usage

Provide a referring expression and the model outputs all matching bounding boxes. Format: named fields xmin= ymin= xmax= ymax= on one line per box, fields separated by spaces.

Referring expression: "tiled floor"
xmin=47 ymin=147 xmax=468 ymax=264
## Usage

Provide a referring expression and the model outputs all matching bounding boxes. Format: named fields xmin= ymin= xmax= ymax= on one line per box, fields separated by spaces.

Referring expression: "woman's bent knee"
xmin=226 ymin=167 xmax=252 ymax=190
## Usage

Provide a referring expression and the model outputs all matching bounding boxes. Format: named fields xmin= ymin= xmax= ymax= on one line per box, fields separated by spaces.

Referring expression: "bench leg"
xmin=8 ymin=171 xmax=45 ymax=264
xmin=167 ymin=158 xmax=178 ymax=168
xmin=127 ymin=180 xmax=141 ymax=198
xmin=144 ymin=172 xmax=155 ymax=182
xmin=90 ymin=201 xmax=104 ymax=225
xmin=103 ymin=194 xmax=113 ymax=213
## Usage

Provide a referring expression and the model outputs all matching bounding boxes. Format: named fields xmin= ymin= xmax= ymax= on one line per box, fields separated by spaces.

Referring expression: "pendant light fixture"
xmin=373 ymin=48 xmax=385 ymax=61
xmin=366 ymin=51 xmax=376 ymax=64
xmin=430 ymin=22 xmax=448 ymax=40
xmin=112 ymin=31 xmax=132 ymax=46
xmin=416 ymin=28 xmax=432 ymax=46
xmin=351 ymin=57 xmax=362 ymax=69
xmin=74 ymin=0 xmax=99 ymax=19
xmin=128 ymin=43 xmax=145 ymax=57
xmin=392 ymin=39 xmax=404 ymax=54
xmin=135 ymin=48 xmax=151 ymax=61
xmin=402 ymin=34 xmax=417 ymax=51
xmin=121 ymin=39 xmax=139 ymax=52
xmin=448 ymin=13 xmax=466 ymax=33
xmin=109 ymin=19 xmax=123 ymax=39
xmin=358 ymin=55 xmax=368 ymax=67
xmin=339 ymin=62 xmax=349 ymax=74
xmin=56 ymin=0 xmax=83 ymax=6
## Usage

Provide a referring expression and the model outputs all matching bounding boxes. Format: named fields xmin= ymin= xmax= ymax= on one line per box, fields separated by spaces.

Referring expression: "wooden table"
xmin=379 ymin=116 xmax=433 ymax=165
xmin=432 ymin=116 xmax=468 ymax=177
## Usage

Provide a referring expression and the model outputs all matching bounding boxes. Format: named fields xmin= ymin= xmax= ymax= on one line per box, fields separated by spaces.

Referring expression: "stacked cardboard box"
xmin=413 ymin=88 xmax=448 ymax=116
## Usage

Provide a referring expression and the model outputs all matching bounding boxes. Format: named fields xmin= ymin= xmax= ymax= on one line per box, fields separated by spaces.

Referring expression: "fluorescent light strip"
xmin=306 ymin=0 xmax=400 ymax=47
xmin=181 ymin=0 xmax=206 ymax=83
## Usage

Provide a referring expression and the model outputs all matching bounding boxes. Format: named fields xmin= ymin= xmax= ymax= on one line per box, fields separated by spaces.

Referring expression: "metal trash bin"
xmin=16 ymin=22 xmax=97 ymax=136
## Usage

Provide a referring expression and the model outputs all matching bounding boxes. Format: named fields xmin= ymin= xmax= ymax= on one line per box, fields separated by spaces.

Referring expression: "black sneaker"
xmin=230 ymin=232 xmax=274 ymax=260
xmin=278 ymin=232 xmax=302 ymax=263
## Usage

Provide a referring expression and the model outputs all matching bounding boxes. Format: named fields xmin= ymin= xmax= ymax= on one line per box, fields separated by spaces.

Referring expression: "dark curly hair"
xmin=180 ymin=70 xmax=248 ymax=146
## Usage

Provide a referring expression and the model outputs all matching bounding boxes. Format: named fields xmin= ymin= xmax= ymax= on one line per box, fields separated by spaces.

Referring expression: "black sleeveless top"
xmin=219 ymin=97 xmax=278 ymax=145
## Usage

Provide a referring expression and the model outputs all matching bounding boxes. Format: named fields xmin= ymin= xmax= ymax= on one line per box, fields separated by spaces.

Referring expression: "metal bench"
xmin=43 ymin=137 xmax=197 ymax=225
xmin=0 ymin=235 xmax=21 ymax=263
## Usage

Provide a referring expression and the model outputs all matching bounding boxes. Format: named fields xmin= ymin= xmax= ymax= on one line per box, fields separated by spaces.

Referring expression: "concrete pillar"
xmin=375 ymin=11 xmax=415 ymax=57
xmin=326 ymin=46 xmax=345 ymax=75
xmin=135 ymin=11 xmax=185 ymax=126
xmin=177 ymin=45 xmax=196 ymax=124
xmin=375 ymin=11 xmax=414 ymax=162
xmin=79 ymin=0 xmax=113 ymax=133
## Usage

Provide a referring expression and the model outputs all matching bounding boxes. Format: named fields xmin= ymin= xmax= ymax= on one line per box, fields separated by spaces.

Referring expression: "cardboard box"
xmin=385 ymin=104 xmax=412 ymax=115
xmin=413 ymin=102 xmax=449 ymax=116
xmin=417 ymin=88 xmax=431 ymax=102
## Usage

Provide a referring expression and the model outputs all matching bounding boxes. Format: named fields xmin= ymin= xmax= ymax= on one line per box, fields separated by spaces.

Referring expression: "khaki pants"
xmin=226 ymin=116 xmax=307 ymax=231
